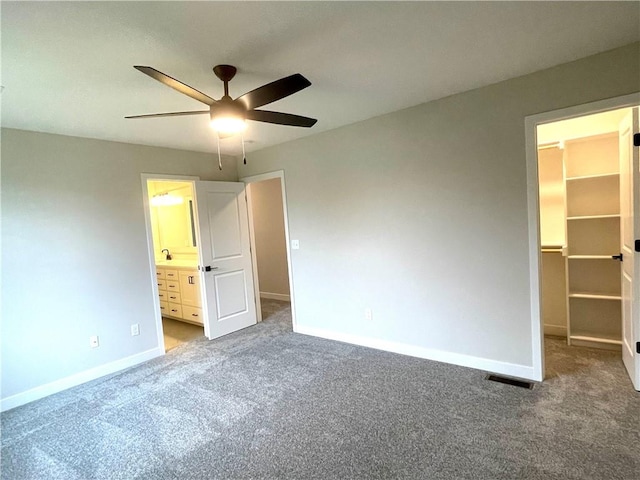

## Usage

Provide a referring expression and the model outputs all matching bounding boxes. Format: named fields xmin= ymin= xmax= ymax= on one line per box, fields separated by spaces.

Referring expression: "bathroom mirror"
xmin=149 ymin=182 xmax=197 ymax=255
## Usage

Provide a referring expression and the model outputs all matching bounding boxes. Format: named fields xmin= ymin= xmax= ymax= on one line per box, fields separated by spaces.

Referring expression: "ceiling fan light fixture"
xmin=209 ymin=98 xmax=247 ymax=135
xmin=210 ymin=115 xmax=246 ymax=135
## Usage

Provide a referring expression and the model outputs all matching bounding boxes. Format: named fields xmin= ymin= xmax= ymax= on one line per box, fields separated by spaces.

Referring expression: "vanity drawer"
xmin=166 ymin=292 xmax=181 ymax=304
xmin=182 ymin=305 xmax=203 ymax=325
xmin=165 ymin=269 xmax=179 ymax=280
xmin=156 ymin=269 xmax=166 ymax=279
xmin=158 ymin=290 xmax=168 ymax=302
xmin=157 ymin=279 xmax=167 ymax=291
xmin=167 ymin=303 xmax=183 ymax=318
xmin=166 ymin=281 xmax=180 ymax=291
xmin=159 ymin=301 xmax=168 ymax=315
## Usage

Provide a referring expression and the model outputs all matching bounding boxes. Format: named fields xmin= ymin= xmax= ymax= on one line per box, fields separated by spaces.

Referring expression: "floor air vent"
xmin=485 ymin=374 xmax=534 ymax=389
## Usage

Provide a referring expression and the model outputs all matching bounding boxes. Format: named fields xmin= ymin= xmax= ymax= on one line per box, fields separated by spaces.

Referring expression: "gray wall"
xmin=1 ymin=129 xmax=236 ymax=405
xmin=248 ymin=178 xmax=290 ymax=298
xmin=2 ymin=42 xmax=638 ymax=408
xmin=238 ymin=43 xmax=640 ymax=372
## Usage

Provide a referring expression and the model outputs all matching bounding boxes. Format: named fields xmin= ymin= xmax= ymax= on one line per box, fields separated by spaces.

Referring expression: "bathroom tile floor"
xmin=162 ymin=317 xmax=204 ymax=352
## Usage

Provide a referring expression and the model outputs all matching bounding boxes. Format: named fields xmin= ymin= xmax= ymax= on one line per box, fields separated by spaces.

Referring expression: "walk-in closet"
xmin=537 ymin=107 xmax=635 ymax=353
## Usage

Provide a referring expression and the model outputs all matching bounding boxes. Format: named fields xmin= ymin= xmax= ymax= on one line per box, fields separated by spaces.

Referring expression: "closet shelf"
xmin=565 ymin=172 xmax=619 ymax=181
xmin=538 ymin=132 xmax=622 ymax=346
xmin=569 ymin=334 xmax=622 ymax=346
xmin=567 ymin=214 xmax=620 ymax=221
xmin=568 ymin=293 xmax=621 ymax=301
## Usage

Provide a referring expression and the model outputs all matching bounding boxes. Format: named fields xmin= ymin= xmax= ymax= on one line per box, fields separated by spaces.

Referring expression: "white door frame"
xmin=140 ymin=173 xmax=200 ymax=353
xmin=240 ymin=170 xmax=297 ymax=330
xmin=525 ymin=92 xmax=640 ymax=382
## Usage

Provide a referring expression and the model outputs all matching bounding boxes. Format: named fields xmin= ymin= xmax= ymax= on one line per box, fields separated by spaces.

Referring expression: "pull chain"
xmin=216 ymin=132 xmax=222 ymax=170
xmin=241 ymin=131 xmax=247 ymax=165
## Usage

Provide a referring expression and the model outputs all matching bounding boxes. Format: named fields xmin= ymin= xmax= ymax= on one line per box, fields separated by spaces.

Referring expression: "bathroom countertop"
xmin=155 ymin=260 xmax=199 ymax=269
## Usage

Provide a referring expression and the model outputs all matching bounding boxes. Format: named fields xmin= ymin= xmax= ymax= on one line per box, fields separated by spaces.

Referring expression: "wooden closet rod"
xmin=538 ymin=141 xmax=564 ymax=150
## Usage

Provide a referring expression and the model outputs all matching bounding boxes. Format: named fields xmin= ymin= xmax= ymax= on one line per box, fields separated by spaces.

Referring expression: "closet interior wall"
xmin=538 ymin=146 xmax=567 ymax=337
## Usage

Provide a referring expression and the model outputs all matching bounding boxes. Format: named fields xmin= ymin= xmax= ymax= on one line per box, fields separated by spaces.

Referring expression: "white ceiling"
xmin=2 ymin=1 xmax=639 ymax=155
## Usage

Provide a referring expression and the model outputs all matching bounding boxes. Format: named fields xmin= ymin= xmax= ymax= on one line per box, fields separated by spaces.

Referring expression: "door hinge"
xmin=634 ymin=133 xmax=640 ymax=147
xmin=636 ymin=240 xmax=640 ymax=252
xmin=612 ymin=253 xmax=623 ymax=261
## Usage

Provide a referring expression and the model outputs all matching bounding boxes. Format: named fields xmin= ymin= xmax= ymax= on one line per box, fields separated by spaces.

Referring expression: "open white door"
xmin=194 ymin=181 xmax=257 ymax=339
xmin=619 ymin=107 xmax=640 ymax=390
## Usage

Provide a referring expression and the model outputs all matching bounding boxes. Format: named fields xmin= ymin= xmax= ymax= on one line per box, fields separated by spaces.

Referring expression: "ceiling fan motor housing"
xmin=210 ymin=96 xmax=246 ymax=120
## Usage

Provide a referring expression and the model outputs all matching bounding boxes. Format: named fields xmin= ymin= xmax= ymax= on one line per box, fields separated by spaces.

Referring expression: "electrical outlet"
xmin=131 ymin=324 xmax=140 ymax=336
xmin=291 ymin=239 xmax=300 ymax=250
xmin=364 ymin=308 xmax=372 ymax=321
xmin=89 ymin=335 xmax=99 ymax=348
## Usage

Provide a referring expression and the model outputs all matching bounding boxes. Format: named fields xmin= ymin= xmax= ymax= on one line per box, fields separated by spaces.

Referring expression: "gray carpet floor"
xmin=2 ymin=299 xmax=639 ymax=479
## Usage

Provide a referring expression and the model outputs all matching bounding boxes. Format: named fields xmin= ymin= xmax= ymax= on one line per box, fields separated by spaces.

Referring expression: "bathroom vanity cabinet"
xmin=156 ymin=265 xmax=203 ymax=325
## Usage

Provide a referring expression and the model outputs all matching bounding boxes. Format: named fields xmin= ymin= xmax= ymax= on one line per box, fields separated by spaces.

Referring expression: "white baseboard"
xmin=1 ymin=347 xmax=165 ymax=412
xmin=544 ymin=324 xmax=567 ymax=337
xmin=294 ymin=325 xmax=537 ymax=381
xmin=260 ymin=291 xmax=291 ymax=302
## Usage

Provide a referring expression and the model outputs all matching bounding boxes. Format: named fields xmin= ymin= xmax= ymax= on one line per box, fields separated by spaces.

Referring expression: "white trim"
xmin=525 ymin=120 xmax=544 ymax=382
xmin=260 ymin=292 xmax=291 ymax=302
xmin=524 ymin=92 xmax=640 ymax=384
xmin=241 ymin=171 xmax=286 ymax=184
xmin=296 ymin=326 xmax=536 ymax=381
xmin=1 ymin=347 xmax=164 ymax=412
xmin=241 ymin=170 xmax=297 ymax=330
xmin=140 ymin=173 xmax=200 ymax=352
xmin=244 ymin=183 xmax=263 ymax=322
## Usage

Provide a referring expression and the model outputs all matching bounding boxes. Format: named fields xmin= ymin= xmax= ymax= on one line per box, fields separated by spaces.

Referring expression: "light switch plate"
xmin=292 ymin=239 xmax=300 ymax=250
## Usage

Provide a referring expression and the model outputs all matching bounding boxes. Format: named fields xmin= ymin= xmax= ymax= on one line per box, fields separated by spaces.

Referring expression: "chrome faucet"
xmin=161 ymin=249 xmax=172 ymax=260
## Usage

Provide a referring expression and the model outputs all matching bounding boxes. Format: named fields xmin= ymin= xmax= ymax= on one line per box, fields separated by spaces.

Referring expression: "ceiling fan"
xmin=126 ymin=65 xmax=317 ymax=135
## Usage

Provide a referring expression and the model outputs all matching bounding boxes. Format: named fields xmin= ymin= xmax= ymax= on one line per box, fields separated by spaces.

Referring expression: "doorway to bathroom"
xmin=145 ymin=177 xmax=204 ymax=351
xmin=142 ymin=174 xmax=262 ymax=353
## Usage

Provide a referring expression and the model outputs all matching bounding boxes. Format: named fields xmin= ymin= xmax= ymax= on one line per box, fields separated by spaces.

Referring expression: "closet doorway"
xmin=242 ymin=171 xmax=296 ymax=329
xmin=526 ymin=93 xmax=640 ymax=389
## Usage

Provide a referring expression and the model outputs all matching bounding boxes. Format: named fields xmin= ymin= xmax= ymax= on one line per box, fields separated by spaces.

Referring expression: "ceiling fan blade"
xmin=125 ymin=110 xmax=209 ymax=119
xmin=236 ymin=74 xmax=311 ymax=110
xmin=246 ymin=110 xmax=317 ymax=127
xmin=134 ymin=66 xmax=217 ymax=106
